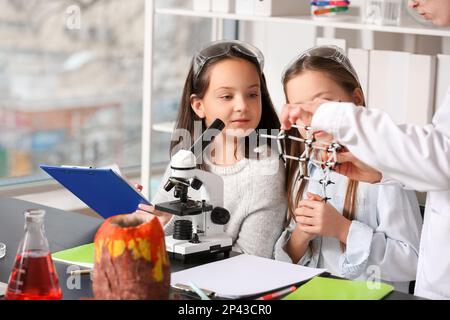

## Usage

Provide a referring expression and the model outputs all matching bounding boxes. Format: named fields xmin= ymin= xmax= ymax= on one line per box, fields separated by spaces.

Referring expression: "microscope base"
xmin=165 ymin=235 xmax=233 ymax=262
xmin=168 ymin=246 xmax=232 ymax=263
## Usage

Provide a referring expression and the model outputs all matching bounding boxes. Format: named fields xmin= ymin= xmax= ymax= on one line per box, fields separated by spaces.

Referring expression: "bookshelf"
xmin=141 ymin=1 xmax=450 ymax=196
xmin=156 ymin=7 xmax=450 ymax=37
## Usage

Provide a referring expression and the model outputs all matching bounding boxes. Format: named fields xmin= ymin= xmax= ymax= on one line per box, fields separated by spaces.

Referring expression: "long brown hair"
xmin=283 ymin=55 xmax=366 ymax=250
xmin=170 ymin=44 xmax=281 ymax=167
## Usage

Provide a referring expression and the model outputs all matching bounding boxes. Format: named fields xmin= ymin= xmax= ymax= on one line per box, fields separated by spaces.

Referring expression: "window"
xmin=0 ymin=0 xmax=213 ymax=191
xmin=0 ymin=0 xmax=145 ymax=186
xmin=151 ymin=1 xmax=212 ymax=167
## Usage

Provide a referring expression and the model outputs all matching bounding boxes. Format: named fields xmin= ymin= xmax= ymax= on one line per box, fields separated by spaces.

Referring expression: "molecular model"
xmin=261 ymin=125 xmax=342 ymax=202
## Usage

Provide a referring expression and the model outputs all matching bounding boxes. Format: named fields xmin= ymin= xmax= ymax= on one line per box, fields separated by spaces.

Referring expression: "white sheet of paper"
xmin=171 ymin=254 xmax=326 ymax=299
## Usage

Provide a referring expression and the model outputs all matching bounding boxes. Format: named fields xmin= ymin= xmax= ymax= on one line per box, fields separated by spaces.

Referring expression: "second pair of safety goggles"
xmin=192 ymin=40 xmax=265 ymax=84
xmin=281 ymin=45 xmax=361 ymax=85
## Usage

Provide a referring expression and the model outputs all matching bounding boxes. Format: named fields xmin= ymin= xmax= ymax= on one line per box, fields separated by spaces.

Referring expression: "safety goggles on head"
xmin=281 ymin=45 xmax=360 ymax=86
xmin=192 ymin=40 xmax=265 ymax=84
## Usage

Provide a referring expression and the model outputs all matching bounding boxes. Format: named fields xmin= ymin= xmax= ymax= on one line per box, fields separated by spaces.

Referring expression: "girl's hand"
xmin=293 ymin=221 xmax=316 ymax=242
xmin=285 ymin=211 xmax=316 ymax=264
xmin=135 ymin=203 xmax=172 ymax=227
xmin=295 ymin=192 xmax=351 ymax=243
xmin=280 ymin=99 xmax=329 ymax=130
xmin=133 ymin=183 xmax=172 ymax=226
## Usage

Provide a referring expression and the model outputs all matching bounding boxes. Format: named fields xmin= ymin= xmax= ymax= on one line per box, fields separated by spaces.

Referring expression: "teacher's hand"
xmin=335 ymin=150 xmax=382 ymax=184
xmin=280 ymin=99 xmax=328 ymax=130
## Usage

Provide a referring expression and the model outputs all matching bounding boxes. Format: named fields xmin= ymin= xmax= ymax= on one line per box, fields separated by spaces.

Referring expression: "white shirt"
xmin=274 ymin=166 xmax=422 ymax=293
xmin=311 ymin=86 xmax=450 ymax=299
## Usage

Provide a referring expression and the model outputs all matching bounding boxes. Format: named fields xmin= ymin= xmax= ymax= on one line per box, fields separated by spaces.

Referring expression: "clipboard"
xmin=40 ymin=165 xmax=151 ymax=219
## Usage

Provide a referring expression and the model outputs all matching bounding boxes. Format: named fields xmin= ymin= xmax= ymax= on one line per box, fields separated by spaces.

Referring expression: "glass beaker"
xmin=5 ymin=209 xmax=62 ymax=300
xmin=364 ymin=0 xmax=402 ymax=26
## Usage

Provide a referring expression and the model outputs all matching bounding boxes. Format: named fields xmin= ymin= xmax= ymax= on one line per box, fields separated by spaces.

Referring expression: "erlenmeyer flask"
xmin=5 ymin=209 xmax=62 ymax=300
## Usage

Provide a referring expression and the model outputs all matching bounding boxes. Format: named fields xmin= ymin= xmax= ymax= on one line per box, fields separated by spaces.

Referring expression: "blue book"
xmin=40 ymin=165 xmax=151 ymax=219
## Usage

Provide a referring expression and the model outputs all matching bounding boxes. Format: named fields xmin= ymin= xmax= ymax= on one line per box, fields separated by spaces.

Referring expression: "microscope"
xmin=155 ymin=119 xmax=233 ymax=261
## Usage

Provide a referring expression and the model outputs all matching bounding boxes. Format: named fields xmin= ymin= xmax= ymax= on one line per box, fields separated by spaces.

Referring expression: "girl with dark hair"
xmin=273 ymin=46 xmax=422 ymax=292
xmin=138 ymin=40 xmax=286 ymax=258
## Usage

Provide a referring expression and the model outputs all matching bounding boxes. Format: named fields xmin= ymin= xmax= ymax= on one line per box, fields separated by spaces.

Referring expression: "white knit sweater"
xmin=151 ymin=146 xmax=287 ymax=259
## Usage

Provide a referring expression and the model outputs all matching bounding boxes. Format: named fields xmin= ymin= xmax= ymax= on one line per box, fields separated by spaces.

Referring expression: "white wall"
xmin=241 ymin=22 xmax=448 ymax=114
xmin=240 ymin=21 xmax=317 ymax=112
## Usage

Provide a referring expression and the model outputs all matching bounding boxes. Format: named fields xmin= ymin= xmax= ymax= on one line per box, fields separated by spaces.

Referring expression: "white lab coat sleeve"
xmin=311 ymin=93 xmax=450 ymax=192
xmin=339 ymin=185 xmax=422 ymax=281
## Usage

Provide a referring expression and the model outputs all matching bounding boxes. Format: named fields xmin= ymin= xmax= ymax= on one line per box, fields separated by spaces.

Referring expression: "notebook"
xmin=170 ymin=254 xmax=326 ymax=299
xmin=52 ymin=243 xmax=94 ymax=269
xmin=40 ymin=165 xmax=151 ymax=219
xmin=283 ymin=276 xmax=394 ymax=300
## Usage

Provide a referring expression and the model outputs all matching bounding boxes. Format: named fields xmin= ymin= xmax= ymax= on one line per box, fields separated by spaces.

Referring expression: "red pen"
xmin=256 ymin=285 xmax=297 ymax=300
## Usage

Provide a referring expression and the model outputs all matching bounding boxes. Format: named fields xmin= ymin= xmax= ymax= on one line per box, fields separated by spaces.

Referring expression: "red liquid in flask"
xmin=6 ymin=251 xmax=62 ymax=300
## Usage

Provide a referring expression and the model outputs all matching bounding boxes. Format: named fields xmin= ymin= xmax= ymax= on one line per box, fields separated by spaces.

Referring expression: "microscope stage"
xmin=156 ymin=200 xmax=213 ymax=216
